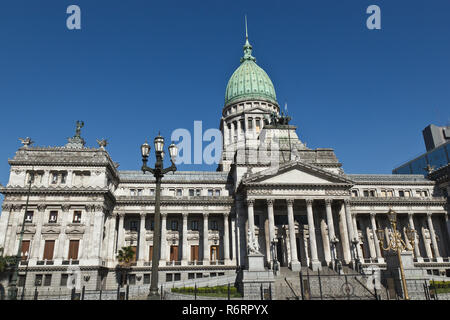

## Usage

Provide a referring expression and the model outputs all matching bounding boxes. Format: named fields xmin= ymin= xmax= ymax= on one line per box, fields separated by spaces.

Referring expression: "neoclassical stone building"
xmin=0 ymin=30 xmax=449 ymax=296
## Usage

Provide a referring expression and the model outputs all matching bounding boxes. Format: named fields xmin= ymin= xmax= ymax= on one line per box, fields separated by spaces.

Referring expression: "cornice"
xmin=350 ymin=197 xmax=446 ymax=206
xmin=115 ymin=196 xmax=234 ymax=206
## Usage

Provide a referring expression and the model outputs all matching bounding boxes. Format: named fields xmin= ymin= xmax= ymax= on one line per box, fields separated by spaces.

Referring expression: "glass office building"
xmin=393 ymin=141 xmax=450 ymax=175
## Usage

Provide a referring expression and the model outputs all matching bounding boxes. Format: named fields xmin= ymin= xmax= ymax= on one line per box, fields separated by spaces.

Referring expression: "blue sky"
xmin=0 ymin=0 xmax=449 ymax=191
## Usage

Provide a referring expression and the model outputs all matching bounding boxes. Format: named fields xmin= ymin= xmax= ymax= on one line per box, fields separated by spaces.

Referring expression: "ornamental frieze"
xmin=66 ymin=224 xmax=85 ymax=234
xmin=41 ymin=225 xmax=61 ymax=234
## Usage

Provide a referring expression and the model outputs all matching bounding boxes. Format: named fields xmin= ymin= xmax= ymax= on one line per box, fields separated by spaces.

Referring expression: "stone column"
xmin=231 ymin=215 xmax=237 ymax=263
xmin=182 ymin=212 xmax=189 ymax=265
xmin=427 ymin=212 xmax=442 ymax=262
xmin=0 ymin=204 xmax=12 ymax=249
xmin=287 ymin=199 xmax=300 ymax=270
xmin=247 ymin=199 xmax=255 ymax=243
xmin=306 ymin=199 xmax=321 ymax=271
xmin=344 ymin=199 xmax=354 ymax=244
xmin=325 ymin=199 xmax=337 ymax=265
xmin=408 ymin=212 xmax=422 ymax=262
xmin=223 ymin=123 xmax=229 ymax=145
xmin=106 ymin=214 xmax=116 ymax=265
xmin=370 ymin=212 xmax=383 ymax=262
xmin=56 ymin=205 xmax=70 ymax=262
xmin=31 ymin=204 xmax=46 ymax=261
xmin=160 ymin=212 xmax=168 ymax=264
xmin=203 ymin=212 xmax=209 ymax=263
xmin=223 ymin=212 xmax=230 ymax=263
xmin=117 ymin=213 xmax=125 ymax=253
xmin=339 ymin=202 xmax=351 ymax=264
xmin=266 ymin=199 xmax=275 ymax=265
xmin=237 ymin=119 xmax=241 ymax=141
xmin=138 ymin=213 xmax=146 ymax=265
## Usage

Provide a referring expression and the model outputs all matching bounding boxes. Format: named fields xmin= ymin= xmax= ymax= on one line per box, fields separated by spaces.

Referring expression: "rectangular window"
xmin=166 ymin=274 xmax=173 ymax=282
xmin=369 ymin=190 xmax=375 ymax=197
xmin=191 ymin=245 xmax=199 ymax=261
xmin=363 ymin=190 xmax=369 ymax=197
xmin=196 ymin=273 xmax=203 ymax=279
xmin=149 ymin=189 xmax=155 ymax=196
xmin=189 ymin=189 xmax=195 ymax=197
xmin=254 ymin=215 xmax=260 ymax=226
xmin=380 ymin=190 xmax=386 ymax=197
xmin=174 ymin=273 xmax=181 ymax=281
xmin=423 ymin=190 xmax=428 ymax=197
xmin=25 ymin=211 xmax=33 ymax=223
xmin=60 ymin=274 xmax=68 ymax=286
xmin=35 ymin=275 xmax=43 ymax=286
xmin=21 ymin=240 xmax=30 ymax=261
xmin=49 ymin=211 xmax=58 ymax=223
xmin=61 ymin=172 xmax=67 ymax=184
xmin=208 ymin=189 xmax=213 ymax=196
xmin=248 ymin=118 xmax=253 ymax=129
xmin=255 ymin=119 xmax=261 ymax=133
xmin=191 ymin=220 xmax=199 ymax=231
xmin=351 ymin=190 xmax=358 ymax=197
xmin=131 ymin=246 xmax=137 ymax=263
xmin=44 ymin=274 xmax=52 ymax=286
xmin=149 ymin=246 xmax=153 ymax=261
xmin=176 ymin=189 xmax=183 ymax=197
xmin=18 ymin=275 xmax=26 ymax=287
xmin=137 ymin=189 xmax=143 ymax=196
xmin=73 ymin=211 xmax=82 ymax=223
xmin=399 ymin=190 xmax=404 ymax=197
xmin=387 ymin=190 xmax=393 ymax=197
xmin=169 ymin=188 xmax=175 ymax=196
xmin=188 ymin=273 xmax=195 ymax=280
xmin=215 ymin=189 xmax=220 ymax=196
xmin=51 ymin=172 xmax=58 ymax=184
xmin=68 ymin=240 xmax=79 ymax=260
xmin=196 ymin=189 xmax=201 ymax=197
xmin=130 ymin=221 xmax=138 ymax=232
xmin=128 ymin=274 xmax=136 ymax=285
xmin=43 ymin=240 xmax=55 ymax=260
xmin=404 ymin=190 xmax=410 ymax=198
xmin=171 ymin=220 xmax=178 ymax=231
xmin=211 ymin=220 xmax=218 ymax=230
xmin=150 ymin=220 xmax=154 ymax=231
xmin=143 ymin=274 xmax=150 ymax=284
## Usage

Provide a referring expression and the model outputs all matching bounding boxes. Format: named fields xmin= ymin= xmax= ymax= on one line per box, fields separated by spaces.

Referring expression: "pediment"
xmin=243 ymin=161 xmax=353 ymax=185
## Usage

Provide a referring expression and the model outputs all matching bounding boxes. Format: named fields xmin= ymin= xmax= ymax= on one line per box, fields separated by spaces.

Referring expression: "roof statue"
xmin=19 ymin=137 xmax=34 ymax=147
xmin=65 ymin=120 xmax=86 ymax=149
xmin=96 ymin=138 xmax=108 ymax=149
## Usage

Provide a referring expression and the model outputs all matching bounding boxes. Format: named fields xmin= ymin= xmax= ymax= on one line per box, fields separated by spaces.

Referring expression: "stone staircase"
xmin=273 ymin=266 xmax=387 ymax=300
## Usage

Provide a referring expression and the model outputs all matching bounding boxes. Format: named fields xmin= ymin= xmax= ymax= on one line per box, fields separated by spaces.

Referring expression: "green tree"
xmin=116 ymin=246 xmax=136 ymax=286
xmin=0 ymin=247 xmax=16 ymax=273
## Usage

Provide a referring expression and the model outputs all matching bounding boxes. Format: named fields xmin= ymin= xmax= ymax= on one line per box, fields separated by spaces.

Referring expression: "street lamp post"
xmin=377 ymin=209 xmax=416 ymax=300
xmin=7 ymin=171 xmax=33 ymax=300
xmin=141 ymin=134 xmax=178 ymax=300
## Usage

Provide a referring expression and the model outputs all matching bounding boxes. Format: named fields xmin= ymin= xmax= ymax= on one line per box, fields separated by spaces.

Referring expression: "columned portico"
xmin=286 ymin=199 xmax=300 ymax=271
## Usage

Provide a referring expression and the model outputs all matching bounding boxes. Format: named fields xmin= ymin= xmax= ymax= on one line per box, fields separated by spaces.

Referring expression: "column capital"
xmin=203 ymin=212 xmax=209 ymax=218
xmin=182 ymin=212 xmax=189 ymax=219
xmin=305 ymin=198 xmax=314 ymax=206
xmin=37 ymin=203 xmax=46 ymax=212
xmin=408 ymin=211 xmax=414 ymax=217
xmin=266 ymin=198 xmax=274 ymax=206
xmin=343 ymin=198 xmax=350 ymax=206
xmin=61 ymin=204 xmax=70 ymax=212
xmin=117 ymin=212 xmax=125 ymax=218
xmin=426 ymin=212 xmax=432 ymax=217
xmin=246 ymin=199 xmax=255 ymax=207
xmin=370 ymin=212 xmax=377 ymax=218
xmin=140 ymin=212 xmax=147 ymax=218
xmin=324 ymin=198 xmax=332 ymax=206
xmin=286 ymin=198 xmax=294 ymax=206
xmin=161 ymin=212 xmax=168 ymax=218
xmin=223 ymin=212 xmax=230 ymax=218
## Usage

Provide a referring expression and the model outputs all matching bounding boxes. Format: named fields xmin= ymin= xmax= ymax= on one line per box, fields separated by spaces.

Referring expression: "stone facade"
xmin=0 ymin=30 xmax=449 ymax=300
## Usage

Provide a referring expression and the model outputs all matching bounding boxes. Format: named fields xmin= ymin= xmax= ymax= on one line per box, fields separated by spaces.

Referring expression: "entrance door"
xmin=170 ymin=246 xmax=179 ymax=261
xmin=210 ymin=246 xmax=219 ymax=261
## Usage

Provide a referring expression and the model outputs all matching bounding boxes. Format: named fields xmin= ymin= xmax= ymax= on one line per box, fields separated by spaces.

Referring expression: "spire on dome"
xmin=241 ymin=15 xmax=256 ymax=63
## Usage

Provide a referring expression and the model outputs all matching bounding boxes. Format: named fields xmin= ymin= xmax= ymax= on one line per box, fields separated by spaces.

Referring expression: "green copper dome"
xmin=224 ymin=30 xmax=278 ymax=107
